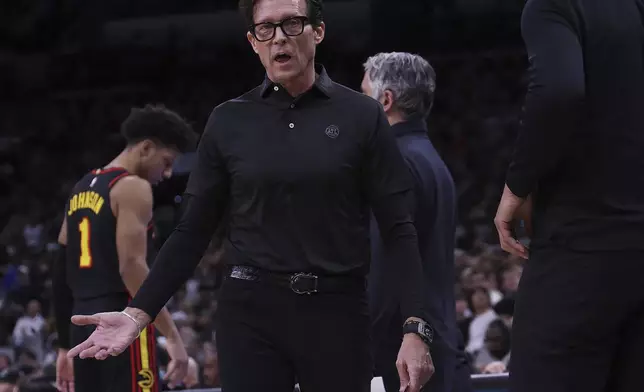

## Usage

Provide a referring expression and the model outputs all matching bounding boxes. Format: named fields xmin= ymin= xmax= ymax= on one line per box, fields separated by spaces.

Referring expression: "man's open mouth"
xmin=274 ymin=53 xmax=292 ymax=63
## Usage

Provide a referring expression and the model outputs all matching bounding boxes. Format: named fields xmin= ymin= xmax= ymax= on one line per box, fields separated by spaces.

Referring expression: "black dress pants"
xmin=215 ymin=274 xmax=373 ymax=392
xmin=510 ymin=245 xmax=644 ymax=392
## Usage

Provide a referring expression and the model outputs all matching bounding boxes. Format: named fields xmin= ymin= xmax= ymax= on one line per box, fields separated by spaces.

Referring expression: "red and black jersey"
xmin=65 ymin=167 xmax=153 ymax=300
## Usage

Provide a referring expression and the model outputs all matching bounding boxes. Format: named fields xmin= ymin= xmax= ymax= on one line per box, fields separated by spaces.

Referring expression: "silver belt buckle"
xmin=290 ymin=273 xmax=318 ymax=295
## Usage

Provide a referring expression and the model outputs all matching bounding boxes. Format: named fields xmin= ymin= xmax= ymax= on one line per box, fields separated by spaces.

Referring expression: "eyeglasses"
xmin=250 ymin=16 xmax=310 ymax=42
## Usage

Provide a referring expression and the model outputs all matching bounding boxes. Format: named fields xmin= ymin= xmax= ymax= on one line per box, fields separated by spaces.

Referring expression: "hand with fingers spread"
xmin=494 ymin=185 xmax=532 ymax=260
xmin=56 ymin=348 xmax=75 ymax=392
xmin=396 ymin=333 xmax=434 ymax=392
xmin=163 ymin=337 xmax=190 ymax=389
xmin=67 ymin=311 xmax=141 ymax=360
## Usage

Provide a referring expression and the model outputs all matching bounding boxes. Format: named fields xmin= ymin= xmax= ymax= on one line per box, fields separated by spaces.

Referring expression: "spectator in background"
xmin=0 ymin=354 xmax=11 ymax=372
xmin=499 ymin=264 xmax=521 ymax=297
xmin=6 ymin=269 xmax=40 ymax=309
xmin=465 ymin=287 xmax=496 ymax=355
xmin=201 ymin=351 xmax=221 ymax=389
xmin=455 ymin=291 xmax=470 ymax=323
xmin=473 ymin=319 xmax=511 ymax=374
xmin=1 ymin=265 xmax=20 ymax=298
xmin=12 ymin=301 xmax=44 ymax=364
xmin=455 ymin=291 xmax=472 ymax=346
xmin=22 ymin=210 xmax=44 ymax=255
xmin=493 ymin=297 xmax=514 ymax=328
xmin=468 ymin=269 xmax=502 ymax=305
xmin=15 ymin=349 xmax=41 ymax=380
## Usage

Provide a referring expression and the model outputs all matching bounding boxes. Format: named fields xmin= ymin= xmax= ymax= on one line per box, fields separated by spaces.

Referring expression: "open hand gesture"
xmin=67 ymin=312 xmax=139 ymax=360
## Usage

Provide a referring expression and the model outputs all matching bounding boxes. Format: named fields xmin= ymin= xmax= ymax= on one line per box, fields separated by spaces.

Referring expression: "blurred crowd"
xmin=0 ymin=46 xmax=527 ymax=390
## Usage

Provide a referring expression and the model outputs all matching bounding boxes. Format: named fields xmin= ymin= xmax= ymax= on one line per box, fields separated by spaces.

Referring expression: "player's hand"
xmin=67 ymin=312 xmax=139 ymax=360
xmin=182 ymin=357 xmax=200 ymax=388
xmin=396 ymin=333 xmax=434 ymax=392
xmin=164 ymin=338 xmax=190 ymax=389
xmin=494 ymin=185 xmax=530 ymax=259
xmin=56 ymin=348 xmax=75 ymax=392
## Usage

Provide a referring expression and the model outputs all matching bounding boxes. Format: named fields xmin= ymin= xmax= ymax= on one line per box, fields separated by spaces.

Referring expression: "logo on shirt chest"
xmin=325 ymin=124 xmax=340 ymax=139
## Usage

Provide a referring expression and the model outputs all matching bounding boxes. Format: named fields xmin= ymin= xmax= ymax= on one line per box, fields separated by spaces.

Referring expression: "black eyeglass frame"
xmin=249 ymin=16 xmax=311 ymax=42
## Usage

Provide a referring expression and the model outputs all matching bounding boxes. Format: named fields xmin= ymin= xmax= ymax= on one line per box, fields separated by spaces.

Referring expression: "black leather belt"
xmin=226 ymin=265 xmax=365 ymax=295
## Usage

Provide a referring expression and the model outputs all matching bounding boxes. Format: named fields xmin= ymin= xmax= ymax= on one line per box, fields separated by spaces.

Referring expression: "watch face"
xmin=422 ymin=324 xmax=433 ymax=339
xmin=404 ymin=321 xmax=433 ymax=343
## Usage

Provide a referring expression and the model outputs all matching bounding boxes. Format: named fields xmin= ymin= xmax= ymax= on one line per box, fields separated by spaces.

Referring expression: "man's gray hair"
xmin=363 ymin=52 xmax=436 ymax=119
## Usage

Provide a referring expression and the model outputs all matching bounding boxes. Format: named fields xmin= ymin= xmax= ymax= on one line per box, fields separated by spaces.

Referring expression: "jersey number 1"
xmin=78 ymin=217 xmax=93 ymax=268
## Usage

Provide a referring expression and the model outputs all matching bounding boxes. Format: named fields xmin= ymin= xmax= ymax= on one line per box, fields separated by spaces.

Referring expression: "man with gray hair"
xmin=362 ymin=52 xmax=472 ymax=392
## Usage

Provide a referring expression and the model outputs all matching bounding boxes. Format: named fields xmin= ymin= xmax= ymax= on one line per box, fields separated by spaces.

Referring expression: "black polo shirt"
xmin=130 ymin=65 xmax=427 ymax=322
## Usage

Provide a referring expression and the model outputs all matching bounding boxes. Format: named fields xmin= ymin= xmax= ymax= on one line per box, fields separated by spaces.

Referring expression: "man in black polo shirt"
xmin=361 ymin=52 xmax=472 ymax=392
xmin=495 ymin=0 xmax=644 ymax=391
xmin=65 ymin=1 xmax=435 ymax=392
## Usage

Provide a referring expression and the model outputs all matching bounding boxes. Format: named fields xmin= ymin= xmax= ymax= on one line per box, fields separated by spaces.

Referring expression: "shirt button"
xmin=290 ymin=104 xmax=295 ymax=109
xmin=289 ymin=123 xmax=295 ymax=129
xmin=273 ymin=86 xmax=279 ymax=91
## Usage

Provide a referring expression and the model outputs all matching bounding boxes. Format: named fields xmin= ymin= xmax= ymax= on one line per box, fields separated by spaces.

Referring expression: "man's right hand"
xmin=163 ymin=337 xmax=190 ymax=389
xmin=67 ymin=311 xmax=141 ymax=360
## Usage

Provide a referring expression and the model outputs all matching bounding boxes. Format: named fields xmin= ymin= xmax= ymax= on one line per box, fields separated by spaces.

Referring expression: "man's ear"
xmin=382 ymin=90 xmax=395 ymax=113
xmin=247 ymin=31 xmax=258 ymax=54
xmin=138 ymin=140 xmax=156 ymax=159
xmin=313 ymin=22 xmax=325 ymax=44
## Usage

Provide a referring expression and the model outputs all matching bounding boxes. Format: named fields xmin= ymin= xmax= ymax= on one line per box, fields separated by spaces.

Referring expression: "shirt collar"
xmin=390 ymin=114 xmax=429 ymax=137
xmin=260 ymin=63 xmax=333 ymax=98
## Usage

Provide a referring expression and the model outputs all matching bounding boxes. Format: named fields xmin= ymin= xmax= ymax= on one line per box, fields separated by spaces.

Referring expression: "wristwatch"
xmin=403 ymin=319 xmax=434 ymax=346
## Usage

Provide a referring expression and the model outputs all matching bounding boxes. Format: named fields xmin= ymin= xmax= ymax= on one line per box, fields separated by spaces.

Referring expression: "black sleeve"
xmin=363 ymin=104 xmax=427 ymax=322
xmin=129 ymin=108 xmax=230 ymax=320
xmin=505 ymin=0 xmax=585 ymax=198
xmin=52 ymin=244 xmax=73 ymax=349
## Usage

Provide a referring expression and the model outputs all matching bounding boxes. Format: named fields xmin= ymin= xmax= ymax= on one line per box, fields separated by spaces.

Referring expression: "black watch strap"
xmin=403 ymin=320 xmax=434 ymax=346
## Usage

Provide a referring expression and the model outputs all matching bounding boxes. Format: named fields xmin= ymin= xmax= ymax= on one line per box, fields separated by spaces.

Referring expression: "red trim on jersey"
xmin=135 ymin=336 xmax=142 ymax=390
xmin=109 ymin=172 xmax=131 ymax=188
xmin=92 ymin=167 xmax=127 ymax=175
xmin=148 ymin=324 xmax=159 ymax=392
xmin=130 ymin=342 xmax=137 ymax=392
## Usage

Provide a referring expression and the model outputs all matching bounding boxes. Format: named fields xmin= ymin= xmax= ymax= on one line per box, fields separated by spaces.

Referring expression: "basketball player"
xmin=52 ymin=104 xmax=198 ymax=392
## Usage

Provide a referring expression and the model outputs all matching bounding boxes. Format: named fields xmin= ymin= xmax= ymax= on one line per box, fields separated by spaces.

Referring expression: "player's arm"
xmin=126 ymin=107 xmax=230 ymax=328
xmin=505 ymin=0 xmax=585 ymax=197
xmin=111 ymin=176 xmax=185 ymax=345
xmin=52 ymin=215 xmax=74 ymax=350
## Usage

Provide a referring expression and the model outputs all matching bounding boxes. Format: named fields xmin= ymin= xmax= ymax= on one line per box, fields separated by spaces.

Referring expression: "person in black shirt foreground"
xmin=494 ymin=0 xmax=644 ymax=391
xmin=65 ymin=0 xmax=435 ymax=391
xmin=361 ymin=52 xmax=473 ymax=392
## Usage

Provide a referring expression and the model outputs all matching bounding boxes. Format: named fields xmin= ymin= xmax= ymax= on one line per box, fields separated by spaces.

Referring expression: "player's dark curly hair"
xmin=238 ymin=0 xmax=323 ymax=27
xmin=120 ymin=104 xmax=197 ymax=153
